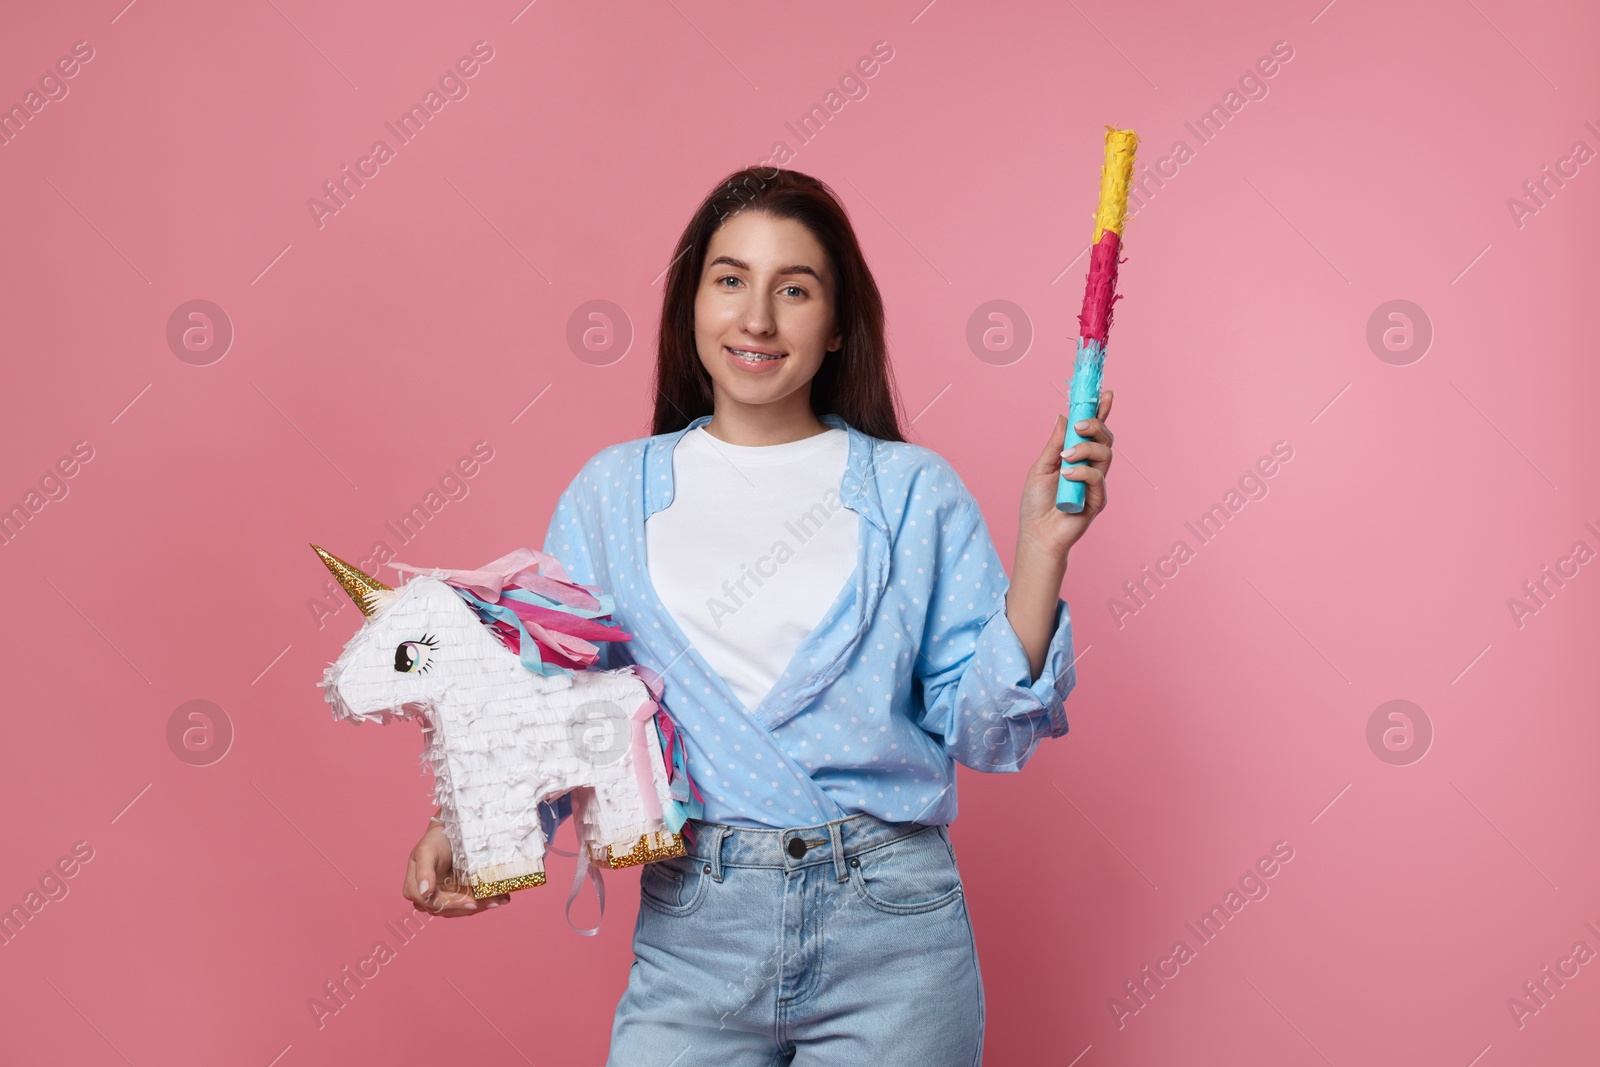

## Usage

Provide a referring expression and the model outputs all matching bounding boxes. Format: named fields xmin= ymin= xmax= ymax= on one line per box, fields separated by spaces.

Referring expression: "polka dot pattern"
xmin=540 ymin=413 xmax=1077 ymax=832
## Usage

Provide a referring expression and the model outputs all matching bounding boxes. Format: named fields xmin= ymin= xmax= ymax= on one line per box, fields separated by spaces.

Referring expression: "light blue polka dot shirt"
xmin=542 ymin=412 xmax=1077 ymax=830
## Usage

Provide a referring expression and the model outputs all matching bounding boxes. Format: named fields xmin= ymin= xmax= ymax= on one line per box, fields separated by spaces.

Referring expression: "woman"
xmin=402 ymin=167 xmax=1114 ymax=1065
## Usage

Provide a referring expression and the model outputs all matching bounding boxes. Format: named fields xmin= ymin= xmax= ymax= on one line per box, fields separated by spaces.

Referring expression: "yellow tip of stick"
xmin=1092 ymin=126 xmax=1140 ymax=244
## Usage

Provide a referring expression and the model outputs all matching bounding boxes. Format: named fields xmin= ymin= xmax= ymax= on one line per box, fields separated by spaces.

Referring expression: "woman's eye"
xmin=781 ymin=284 xmax=806 ymax=298
xmin=395 ymin=639 xmax=435 ymax=673
xmin=717 ymin=275 xmax=743 ymax=289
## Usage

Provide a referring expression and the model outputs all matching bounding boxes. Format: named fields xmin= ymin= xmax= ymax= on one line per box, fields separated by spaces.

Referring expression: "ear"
xmin=367 ymin=588 xmax=401 ymax=614
xmin=827 ymin=328 xmax=842 ymax=354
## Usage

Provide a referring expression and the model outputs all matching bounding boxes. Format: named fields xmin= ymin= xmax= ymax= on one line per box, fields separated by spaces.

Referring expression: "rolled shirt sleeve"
xmin=910 ymin=496 xmax=1076 ymax=773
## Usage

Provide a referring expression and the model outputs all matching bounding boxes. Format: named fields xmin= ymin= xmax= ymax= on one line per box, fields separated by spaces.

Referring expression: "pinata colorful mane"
xmin=387 ymin=547 xmax=634 ymax=677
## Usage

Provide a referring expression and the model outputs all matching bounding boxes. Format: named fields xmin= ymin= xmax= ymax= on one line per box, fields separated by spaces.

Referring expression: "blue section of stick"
xmin=1055 ymin=338 xmax=1105 ymax=514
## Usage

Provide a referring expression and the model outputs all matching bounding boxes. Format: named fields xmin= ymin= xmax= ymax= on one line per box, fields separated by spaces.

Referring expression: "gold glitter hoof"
xmin=606 ymin=830 xmax=686 ymax=869
xmin=468 ymin=868 xmax=547 ymax=899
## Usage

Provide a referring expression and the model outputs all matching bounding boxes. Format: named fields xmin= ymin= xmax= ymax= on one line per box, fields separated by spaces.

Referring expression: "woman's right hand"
xmin=403 ymin=820 xmax=511 ymax=916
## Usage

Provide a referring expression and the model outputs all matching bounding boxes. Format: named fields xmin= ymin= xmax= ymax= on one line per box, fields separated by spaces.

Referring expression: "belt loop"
xmin=827 ymin=819 xmax=848 ymax=883
xmin=708 ymin=824 xmax=729 ymax=883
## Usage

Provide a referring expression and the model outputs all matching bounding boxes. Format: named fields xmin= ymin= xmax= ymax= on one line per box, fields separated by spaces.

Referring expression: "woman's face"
xmin=693 ymin=210 xmax=842 ymax=416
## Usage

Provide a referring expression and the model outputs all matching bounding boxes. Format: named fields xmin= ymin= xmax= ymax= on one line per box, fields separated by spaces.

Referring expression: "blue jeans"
xmin=607 ymin=812 xmax=985 ymax=1066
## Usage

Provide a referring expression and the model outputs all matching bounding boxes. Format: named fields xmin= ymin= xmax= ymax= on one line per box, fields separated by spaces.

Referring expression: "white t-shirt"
xmin=645 ymin=425 xmax=858 ymax=711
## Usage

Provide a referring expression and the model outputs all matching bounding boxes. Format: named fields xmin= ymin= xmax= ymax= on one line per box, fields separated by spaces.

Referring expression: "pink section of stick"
xmin=1078 ymin=229 xmax=1123 ymax=342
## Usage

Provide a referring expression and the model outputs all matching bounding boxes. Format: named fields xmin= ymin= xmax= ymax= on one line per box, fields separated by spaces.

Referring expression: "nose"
xmin=740 ymin=291 xmax=777 ymax=337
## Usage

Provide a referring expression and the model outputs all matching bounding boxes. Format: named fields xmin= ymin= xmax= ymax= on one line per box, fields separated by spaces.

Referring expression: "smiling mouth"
xmin=726 ymin=346 xmax=787 ymax=363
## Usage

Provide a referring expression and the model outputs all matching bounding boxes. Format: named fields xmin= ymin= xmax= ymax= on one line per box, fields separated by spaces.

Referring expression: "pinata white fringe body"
xmin=320 ymin=576 xmax=674 ymax=888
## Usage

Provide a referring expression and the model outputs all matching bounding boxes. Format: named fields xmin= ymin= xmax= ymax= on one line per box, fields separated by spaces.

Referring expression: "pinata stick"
xmin=1058 ymin=126 xmax=1138 ymax=514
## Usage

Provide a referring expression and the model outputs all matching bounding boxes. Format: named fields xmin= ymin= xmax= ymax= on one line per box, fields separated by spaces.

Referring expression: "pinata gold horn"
xmin=311 ymin=544 xmax=392 ymax=616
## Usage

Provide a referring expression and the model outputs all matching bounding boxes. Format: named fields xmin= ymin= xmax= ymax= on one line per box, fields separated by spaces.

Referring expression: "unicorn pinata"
xmin=314 ymin=544 xmax=702 ymax=901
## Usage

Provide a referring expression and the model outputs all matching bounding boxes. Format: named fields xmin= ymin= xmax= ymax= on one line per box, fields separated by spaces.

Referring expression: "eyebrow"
xmin=707 ymin=255 xmax=823 ymax=281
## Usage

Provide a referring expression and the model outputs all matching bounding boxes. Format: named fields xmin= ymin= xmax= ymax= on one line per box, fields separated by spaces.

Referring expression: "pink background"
xmin=2 ymin=0 xmax=1597 ymax=1063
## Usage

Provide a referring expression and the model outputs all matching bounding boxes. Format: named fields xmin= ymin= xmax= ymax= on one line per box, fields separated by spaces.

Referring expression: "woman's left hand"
xmin=1018 ymin=389 xmax=1115 ymax=562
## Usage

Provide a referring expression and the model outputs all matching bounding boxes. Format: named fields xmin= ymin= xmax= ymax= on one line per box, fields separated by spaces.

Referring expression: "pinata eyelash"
xmin=394 ymin=633 xmax=442 ymax=674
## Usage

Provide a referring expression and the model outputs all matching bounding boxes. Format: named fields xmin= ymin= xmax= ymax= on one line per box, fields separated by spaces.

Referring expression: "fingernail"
xmin=1075 ymin=420 xmax=1091 ymax=431
xmin=418 ymin=879 xmax=429 ymax=895
xmin=487 ymin=901 xmax=501 ymax=908
xmin=462 ymin=899 xmax=477 ymax=909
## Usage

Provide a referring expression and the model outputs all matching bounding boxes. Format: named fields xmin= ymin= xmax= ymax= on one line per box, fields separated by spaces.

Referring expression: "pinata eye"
xmin=394 ymin=634 xmax=440 ymax=673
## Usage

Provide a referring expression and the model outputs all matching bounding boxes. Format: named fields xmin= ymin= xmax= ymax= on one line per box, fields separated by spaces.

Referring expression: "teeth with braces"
xmin=730 ymin=349 xmax=784 ymax=361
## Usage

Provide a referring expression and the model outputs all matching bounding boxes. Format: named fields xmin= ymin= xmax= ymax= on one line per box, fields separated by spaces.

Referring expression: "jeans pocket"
xmin=639 ymin=855 xmax=709 ymax=917
xmin=848 ymin=827 xmax=965 ymax=915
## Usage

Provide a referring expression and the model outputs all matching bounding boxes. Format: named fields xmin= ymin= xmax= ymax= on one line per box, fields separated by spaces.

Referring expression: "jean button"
xmin=787 ymin=837 xmax=807 ymax=859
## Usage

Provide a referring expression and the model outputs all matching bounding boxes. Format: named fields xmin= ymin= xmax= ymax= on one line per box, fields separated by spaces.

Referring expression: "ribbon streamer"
xmin=634 ymin=664 xmax=705 ymax=840
xmin=565 ymin=846 xmax=607 ymax=937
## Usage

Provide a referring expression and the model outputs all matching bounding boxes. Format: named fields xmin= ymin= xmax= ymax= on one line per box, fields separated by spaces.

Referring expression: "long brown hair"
xmin=650 ymin=166 xmax=906 ymax=442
